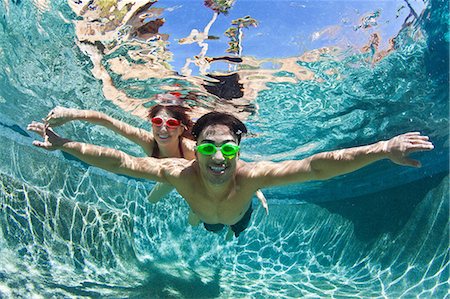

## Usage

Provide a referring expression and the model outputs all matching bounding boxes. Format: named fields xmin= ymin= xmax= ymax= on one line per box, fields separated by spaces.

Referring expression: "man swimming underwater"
xmin=28 ymin=112 xmax=434 ymax=237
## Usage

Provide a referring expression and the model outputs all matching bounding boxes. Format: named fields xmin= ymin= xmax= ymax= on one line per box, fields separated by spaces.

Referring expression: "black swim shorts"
xmin=203 ymin=203 xmax=253 ymax=237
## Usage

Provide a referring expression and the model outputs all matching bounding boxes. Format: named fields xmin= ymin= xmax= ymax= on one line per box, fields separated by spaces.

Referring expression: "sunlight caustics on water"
xmin=0 ymin=0 xmax=449 ymax=297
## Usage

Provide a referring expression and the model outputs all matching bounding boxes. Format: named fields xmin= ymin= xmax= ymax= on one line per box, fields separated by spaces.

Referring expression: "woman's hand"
xmin=44 ymin=106 xmax=79 ymax=127
xmin=27 ymin=121 xmax=69 ymax=150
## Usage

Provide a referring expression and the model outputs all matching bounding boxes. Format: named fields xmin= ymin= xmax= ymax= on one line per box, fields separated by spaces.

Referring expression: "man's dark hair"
xmin=192 ymin=112 xmax=247 ymax=144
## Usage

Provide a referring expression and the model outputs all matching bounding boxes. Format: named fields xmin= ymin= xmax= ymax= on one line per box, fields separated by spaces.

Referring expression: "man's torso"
xmin=166 ymin=160 xmax=259 ymax=225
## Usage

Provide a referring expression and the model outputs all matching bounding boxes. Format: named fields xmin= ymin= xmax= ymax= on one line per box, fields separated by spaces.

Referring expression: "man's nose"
xmin=211 ymin=149 xmax=225 ymax=162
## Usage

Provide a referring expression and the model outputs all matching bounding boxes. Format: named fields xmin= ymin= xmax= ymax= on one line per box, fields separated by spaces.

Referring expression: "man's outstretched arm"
xmin=251 ymin=132 xmax=434 ymax=187
xmin=27 ymin=122 xmax=169 ymax=183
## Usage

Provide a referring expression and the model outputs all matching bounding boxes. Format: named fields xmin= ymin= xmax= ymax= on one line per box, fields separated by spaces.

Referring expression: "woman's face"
xmin=151 ymin=109 xmax=184 ymax=145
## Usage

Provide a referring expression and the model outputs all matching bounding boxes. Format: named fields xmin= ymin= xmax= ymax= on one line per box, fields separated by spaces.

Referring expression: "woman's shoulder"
xmin=181 ymin=138 xmax=196 ymax=159
xmin=141 ymin=132 xmax=155 ymax=156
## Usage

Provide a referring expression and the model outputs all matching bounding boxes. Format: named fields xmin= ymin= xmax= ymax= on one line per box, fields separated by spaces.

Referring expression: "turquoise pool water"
xmin=0 ymin=0 xmax=448 ymax=298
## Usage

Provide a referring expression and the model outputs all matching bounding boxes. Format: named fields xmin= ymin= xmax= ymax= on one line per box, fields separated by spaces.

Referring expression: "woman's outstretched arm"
xmin=44 ymin=106 xmax=154 ymax=155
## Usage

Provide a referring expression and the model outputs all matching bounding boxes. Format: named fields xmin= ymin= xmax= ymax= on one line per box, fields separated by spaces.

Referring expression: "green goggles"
xmin=195 ymin=143 xmax=240 ymax=159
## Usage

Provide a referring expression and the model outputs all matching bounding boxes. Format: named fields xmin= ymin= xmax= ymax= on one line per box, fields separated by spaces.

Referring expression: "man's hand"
xmin=27 ymin=121 xmax=68 ymax=150
xmin=44 ymin=106 xmax=78 ymax=127
xmin=383 ymin=132 xmax=434 ymax=167
xmin=255 ymin=190 xmax=269 ymax=215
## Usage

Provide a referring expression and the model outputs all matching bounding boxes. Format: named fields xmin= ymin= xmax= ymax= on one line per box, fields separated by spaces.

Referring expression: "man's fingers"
xmin=27 ymin=124 xmax=44 ymax=134
xmin=409 ymin=140 xmax=433 ymax=147
xmin=27 ymin=122 xmax=46 ymax=132
xmin=27 ymin=123 xmax=37 ymax=130
xmin=402 ymin=133 xmax=431 ymax=144
xmin=408 ymin=143 xmax=434 ymax=151
xmin=27 ymin=122 xmax=55 ymax=141
xmin=27 ymin=122 xmax=45 ymax=130
xmin=256 ymin=190 xmax=269 ymax=215
xmin=404 ymin=132 xmax=421 ymax=137
xmin=402 ymin=158 xmax=421 ymax=168
xmin=409 ymin=135 xmax=429 ymax=142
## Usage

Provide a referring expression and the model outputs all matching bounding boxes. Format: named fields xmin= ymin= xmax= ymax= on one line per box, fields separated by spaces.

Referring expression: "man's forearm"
xmin=309 ymin=141 xmax=388 ymax=180
xmin=61 ymin=140 xmax=126 ymax=172
xmin=60 ymin=141 xmax=162 ymax=181
xmin=254 ymin=141 xmax=387 ymax=187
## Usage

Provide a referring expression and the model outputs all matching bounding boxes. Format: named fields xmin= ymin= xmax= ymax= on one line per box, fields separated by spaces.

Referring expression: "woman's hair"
xmin=148 ymin=104 xmax=194 ymax=157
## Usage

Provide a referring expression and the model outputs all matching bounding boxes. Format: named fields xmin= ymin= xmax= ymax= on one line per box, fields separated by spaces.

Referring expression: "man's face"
xmin=196 ymin=124 xmax=239 ymax=185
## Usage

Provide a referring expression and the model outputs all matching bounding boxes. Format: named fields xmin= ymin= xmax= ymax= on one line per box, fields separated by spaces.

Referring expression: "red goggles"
xmin=151 ymin=117 xmax=181 ymax=128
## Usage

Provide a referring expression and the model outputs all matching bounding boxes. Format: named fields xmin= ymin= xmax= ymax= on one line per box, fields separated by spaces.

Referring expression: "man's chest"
xmin=178 ymin=185 xmax=254 ymax=225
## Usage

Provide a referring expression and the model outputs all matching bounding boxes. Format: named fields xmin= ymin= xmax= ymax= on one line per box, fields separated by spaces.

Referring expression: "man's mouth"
xmin=208 ymin=164 xmax=227 ymax=175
